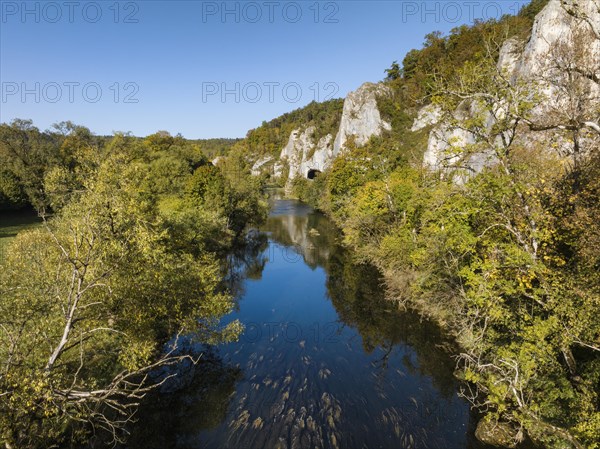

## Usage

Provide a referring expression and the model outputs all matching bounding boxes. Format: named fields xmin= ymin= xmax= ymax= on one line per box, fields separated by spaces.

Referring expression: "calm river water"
xmin=128 ymin=196 xmax=491 ymax=449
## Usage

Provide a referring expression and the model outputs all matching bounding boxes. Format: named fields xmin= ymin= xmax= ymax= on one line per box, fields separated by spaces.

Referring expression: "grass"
xmin=0 ymin=210 xmax=42 ymax=263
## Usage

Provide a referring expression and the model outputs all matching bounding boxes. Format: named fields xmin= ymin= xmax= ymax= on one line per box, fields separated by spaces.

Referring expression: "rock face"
xmin=516 ymin=0 xmax=600 ymax=77
xmin=423 ymin=100 xmax=498 ymax=183
xmin=496 ymin=37 xmax=524 ymax=82
xmin=411 ymin=104 xmax=442 ymax=132
xmin=332 ymin=82 xmax=392 ymax=155
xmin=280 ymin=127 xmax=334 ymax=181
xmin=251 ymin=156 xmax=274 ymax=176
xmin=418 ymin=0 xmax=600 ymax=176
xmin=278 ymin=82 xmax=391 ymax=183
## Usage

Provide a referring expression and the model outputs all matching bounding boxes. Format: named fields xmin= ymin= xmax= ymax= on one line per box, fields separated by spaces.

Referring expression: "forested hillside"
xmin=228 ymin=99 xmax=344 ymax=160
xmin=242 ymin=0 xmax=600 ymax=447
xmin=0 ymin=125 xmax=241 ymax=212
xmin=189 ymin=137 xmax=240 ymax=159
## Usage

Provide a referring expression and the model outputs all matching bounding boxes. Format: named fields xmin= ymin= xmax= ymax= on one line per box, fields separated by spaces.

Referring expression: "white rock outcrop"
xmin=423 ymin=101 xmax=497 ymax=182
xmin=516 ymin=0 xmax=600 ymax=77
xmin=280 ymin=127 xmax=334 ymax=180
xmin=250 ymin=156 xmax=274 ymax=176
xmin=411 ymin=104 xmax=443 ymax=132
xmin=273 ymin=161 xmax=284 ymax=178
xmin=332 ymin=82 xmax=392 ymax=155
xmin=278 ymin=82 xmax=392 ymax=183
xmin=496 ymin=37 xmax=525 ymax=82
xmin=418 ymin=0 xmax=600 ymax=176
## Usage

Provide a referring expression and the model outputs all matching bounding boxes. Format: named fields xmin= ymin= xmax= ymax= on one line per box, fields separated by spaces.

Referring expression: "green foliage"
xmin=281 ymin=2 xmax=597 ymax=445
xmin=1 ymin=3 xmax=592 ymax=448
xmin=231 ymin=99 xmax=344 ymax=160
xmin=290 ymin=171 xmax=329 ymax=209
xmin=0 ymin=168 xmax=27 ymax=209
xmin=384 ymin=60 xmax=401 ymax=81
xmin=387 ymin=2 xmax=548 ymax=104
xmin=189 ymin=138 xmax=240 ymax=159
xmin=242 ymin=1 xmax=594 ymax=445
xmin=0 ymin=119 xmax=59 ymax=210
xmin=0 ymin=123 xmax=266 ymax=448
xmin=331 ymin=139 xmax=599 ymax=447
xmin=214 ymin=151 xmax=269 ymax=236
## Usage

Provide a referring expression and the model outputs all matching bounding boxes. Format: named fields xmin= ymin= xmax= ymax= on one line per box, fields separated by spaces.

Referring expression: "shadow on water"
xmin=126 ymin=196 xmax=495 ymax=449
xmin=126 ymin=348 xmax=242 ymax=449
xmin=223 ymin=231 xmax=270 ymax=301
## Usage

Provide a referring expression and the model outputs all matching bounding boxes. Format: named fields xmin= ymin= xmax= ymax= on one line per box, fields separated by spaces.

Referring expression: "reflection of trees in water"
xmin=125 ymin=348 xmax=242 ymax=449
xmin=264 ymin=200 xmax=461 ymax=397
xmin=324 ymin=241 xmax=494 ymax=449
xmin=126 ymin=199 xmax=492 ymax=449
xmin=263 ymin=203 xmax=339 ymax=269
xmin=125 ymin=230 xmax=269 ymax=448
xmin=126 ymin=228 xmax=270 ymax=449
xmin=325 ymin=238 xmax=460 ymax=397
xmin=222 ymin=231 xmax=269 ymax=302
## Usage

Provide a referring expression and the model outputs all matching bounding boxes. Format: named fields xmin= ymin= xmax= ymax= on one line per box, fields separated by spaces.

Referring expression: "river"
xmin=127 ymin=196 xmax=491 ymax=449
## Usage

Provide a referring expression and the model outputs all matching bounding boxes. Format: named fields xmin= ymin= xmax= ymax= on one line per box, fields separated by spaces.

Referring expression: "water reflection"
xmin=127 ymin=349 xmax=242 ymax=449
xmin=263 ymin=198 xmax=335 ymax=269
xmin=223 ymin=231 xmax=269 ymax=300
xmin=128 ymin=196 xmax=491 ymax=449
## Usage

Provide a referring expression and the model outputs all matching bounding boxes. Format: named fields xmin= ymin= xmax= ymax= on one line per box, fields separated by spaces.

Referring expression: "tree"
xmin=0 ymin=120 xmax=55 ymax=210
xmin=384 ymin=61 xmax=401 ymax=81
xmin=425 ymin=39 xmax=600 ymax=448
xmin=0 ymin=169 xmax=27 ymax=209
xmin=0 ymin=148 xmax=242 ymax=448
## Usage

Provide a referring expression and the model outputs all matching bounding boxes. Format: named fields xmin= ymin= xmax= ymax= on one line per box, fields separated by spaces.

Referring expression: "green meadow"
xmin=0 ymin=211 xmax=42 ymax=261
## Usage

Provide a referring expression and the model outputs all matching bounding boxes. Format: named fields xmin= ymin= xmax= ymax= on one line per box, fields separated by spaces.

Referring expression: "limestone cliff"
xmin=278 ymin=82 xmax=391 ymax=182
xmin=279 ymin=127 xmax=334 ymax=180
xmin=332 ymin=82 xmax=392 ymax=155
xmin=417 ymin=0 xmax=600 ymax=176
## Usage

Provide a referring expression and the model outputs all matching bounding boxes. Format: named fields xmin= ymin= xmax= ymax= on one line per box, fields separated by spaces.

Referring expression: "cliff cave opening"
xmin=307 ymin=169 xmax=321 ymax=180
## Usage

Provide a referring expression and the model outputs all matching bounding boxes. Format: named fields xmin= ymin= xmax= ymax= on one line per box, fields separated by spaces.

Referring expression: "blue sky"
xmin=1 ymin=0 xmax=529 ymax=138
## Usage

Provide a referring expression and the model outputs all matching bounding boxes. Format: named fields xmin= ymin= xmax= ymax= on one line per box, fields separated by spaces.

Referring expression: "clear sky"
xmin=0 ymin=0 xmax=529 ymax=138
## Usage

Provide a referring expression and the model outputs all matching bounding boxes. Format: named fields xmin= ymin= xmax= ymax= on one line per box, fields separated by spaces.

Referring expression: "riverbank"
xmin=284 ymin=182 xmax=543 ymax=448
xmin=125 ymin=197 xmax=490 ymax=449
